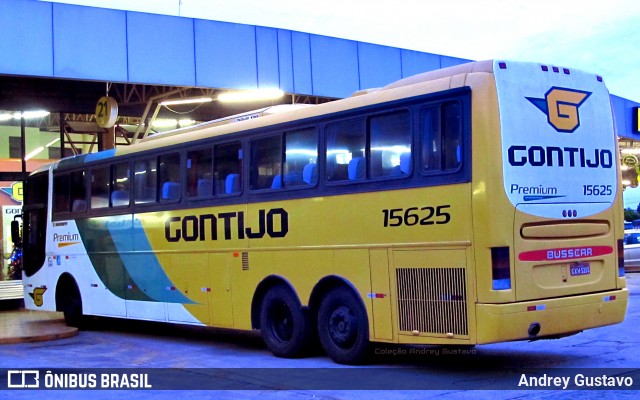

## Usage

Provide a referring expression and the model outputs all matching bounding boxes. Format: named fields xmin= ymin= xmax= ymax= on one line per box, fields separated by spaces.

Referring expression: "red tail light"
xmin=491 ymin=247 xmax=511 ymax=290
xmin=618 ymin=239 xmax=625 ymax=277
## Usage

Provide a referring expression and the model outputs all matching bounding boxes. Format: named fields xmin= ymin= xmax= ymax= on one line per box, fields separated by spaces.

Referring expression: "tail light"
xmin=491 ymin=247 xmax=511 ymax=290
xmin=618 ymin=239 xmax=625 ymax=277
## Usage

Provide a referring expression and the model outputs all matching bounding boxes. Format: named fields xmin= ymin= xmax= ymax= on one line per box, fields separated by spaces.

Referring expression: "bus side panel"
xmin=207 ymin=252 xmax=234 ymax=327
xmin=391 ymin=249 xmax=471 ymax=342
xmin=369 ymin=249 xmax=393 ymax=341
xmin=466 ymin=72 xmax=517 ymax=304
xmin=162 ymin=252 xmax=210 ymax=324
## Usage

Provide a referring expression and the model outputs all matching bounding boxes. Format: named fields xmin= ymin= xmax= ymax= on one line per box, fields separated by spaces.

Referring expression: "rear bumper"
xmin=475 ymin=288 xmax=628 ymax=344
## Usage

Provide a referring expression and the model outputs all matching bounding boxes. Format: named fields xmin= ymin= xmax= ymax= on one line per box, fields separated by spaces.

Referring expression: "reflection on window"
xmin=90 ymin=167 xmax=110 ymax=209
xmin=134 ymin=159 xmax=157 ymax=204
xmin=187 ymin=148 xmax=213 ymax=197
xmin=159 ymin=153 xmax=181 ymax=202
xmin=250 ymin=129 xmax=317 ymax=190
xmin=284 ymin=128 xmax=317 ymax=187
xmin=369 ymin=111 xmax=411 ymax=178
xmin=326 ymin=120 xmax=366 ymax=182
xmin=111 ymin=162 xmax=130 ymax=207
xmin=421 ymin=102 xmax=462 ymax=172
xmin=215 ymin=142 xmax=242 ymax=194
xmin=250 ymin=136 xmax=281 ymax=190
xmin=70 ymin=171 xmax=87 ymax=212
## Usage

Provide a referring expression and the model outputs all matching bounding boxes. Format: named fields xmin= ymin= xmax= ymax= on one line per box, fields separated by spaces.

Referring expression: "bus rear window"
xmin=421 ymin=102 xmax=462 ymax=173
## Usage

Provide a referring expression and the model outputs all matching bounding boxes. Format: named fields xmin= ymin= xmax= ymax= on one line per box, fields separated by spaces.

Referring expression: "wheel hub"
xmin=328 ymin=305 xmax=355 ymax=348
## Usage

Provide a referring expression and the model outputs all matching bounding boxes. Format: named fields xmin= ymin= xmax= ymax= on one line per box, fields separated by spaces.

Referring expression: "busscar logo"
xmin=526 ymin=87 xmax=591 ymax=133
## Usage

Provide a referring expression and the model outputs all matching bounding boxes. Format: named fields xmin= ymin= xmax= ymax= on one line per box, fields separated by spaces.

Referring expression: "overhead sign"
xmin=96 ymin=96 xmax=118 ymax=128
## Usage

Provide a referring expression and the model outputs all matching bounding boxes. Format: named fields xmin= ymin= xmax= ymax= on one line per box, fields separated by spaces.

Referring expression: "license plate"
xmin=570 ymin=263 xmax=591 ymax=276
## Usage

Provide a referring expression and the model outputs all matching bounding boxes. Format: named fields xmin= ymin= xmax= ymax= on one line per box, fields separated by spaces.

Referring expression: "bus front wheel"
xmin=57 ymin=279 xmax=83 ymax=328
xmin=317 ymin=287 xmax=369 ymax=365
xmin=260 ymin=285 xmax=314 ymax=358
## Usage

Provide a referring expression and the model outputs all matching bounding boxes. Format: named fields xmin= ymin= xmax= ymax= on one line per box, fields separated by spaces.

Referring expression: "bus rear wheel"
xmin=317 ymin=287 xmax=369 ymax=365
xmin=260 ymin=285 xmax=314 ymax=358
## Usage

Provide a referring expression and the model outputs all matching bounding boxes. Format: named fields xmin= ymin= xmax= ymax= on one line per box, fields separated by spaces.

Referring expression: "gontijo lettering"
xmin=165 ymin=208 xmax=288 ymax=242
xmin=508 ymin=146 xmax=613 ymax=168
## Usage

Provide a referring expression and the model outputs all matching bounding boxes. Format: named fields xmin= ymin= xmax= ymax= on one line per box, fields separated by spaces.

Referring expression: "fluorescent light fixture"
xmin=217 ymin=88 xmax=284 ymax=103
xmin=151 ymin=119 xmax=178 ymax=128
xmin=0 ymin=113 xmax=12 ymax=121
xmin=160 ymin=97 xmax=212 ymax=106
xmin=45 ymin=138 xmax=60 ymax=147
xmin=13 ymin=110 xmax=50 ymax=119
xmin=179 ymin=119 xmax=196 ymax=126
xmin=25 ymin=146 xmax=45 ymax=160
xmin=44 ymin=138 xmax=60 ymax=147
xmin=24 ymin=137 xmax=60 ymax=160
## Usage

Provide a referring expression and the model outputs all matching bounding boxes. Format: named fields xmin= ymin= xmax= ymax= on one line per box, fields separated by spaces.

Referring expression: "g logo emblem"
xmin=29 ymin=287 xmax=47 ymax=307
xmin=526 ymin=87 xmax=591 ymax=133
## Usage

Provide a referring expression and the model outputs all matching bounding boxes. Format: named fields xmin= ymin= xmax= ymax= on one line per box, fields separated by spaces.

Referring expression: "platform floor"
xmin=0 ymin=309 xmax=78 ymax=344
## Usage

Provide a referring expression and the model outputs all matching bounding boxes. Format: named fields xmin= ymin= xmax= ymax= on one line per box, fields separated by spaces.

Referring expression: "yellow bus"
xmin=16 ymin=60 xmax=628 ymax=364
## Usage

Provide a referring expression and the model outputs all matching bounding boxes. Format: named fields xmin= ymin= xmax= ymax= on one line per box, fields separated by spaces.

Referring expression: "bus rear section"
xmin=474 ymin=61 xmax=627 ymax=343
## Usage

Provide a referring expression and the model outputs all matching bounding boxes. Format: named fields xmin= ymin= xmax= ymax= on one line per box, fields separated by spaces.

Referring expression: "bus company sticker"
xmin=29 ymin=287 xmax=47 ymax=307
xmin=495 ymin=62 xmax=617 ymax=219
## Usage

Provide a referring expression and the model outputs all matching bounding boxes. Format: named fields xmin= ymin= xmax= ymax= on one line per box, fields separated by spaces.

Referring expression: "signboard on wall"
xmin=0 ymin=182 xmax=23 ymax=203
xmin=2 ymin=205 xmax=22 ymax=279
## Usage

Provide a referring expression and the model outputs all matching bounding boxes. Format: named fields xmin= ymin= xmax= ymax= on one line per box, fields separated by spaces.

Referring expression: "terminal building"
xmin=1 ymin=0 xmax=639 ymax=288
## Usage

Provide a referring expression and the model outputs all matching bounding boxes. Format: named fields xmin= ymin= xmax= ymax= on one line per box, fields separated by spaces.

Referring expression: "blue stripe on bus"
xmin=107 ymin=217 xmax=195 ymax=304
xmin=84 ymin=149 xmax=117 ymax=163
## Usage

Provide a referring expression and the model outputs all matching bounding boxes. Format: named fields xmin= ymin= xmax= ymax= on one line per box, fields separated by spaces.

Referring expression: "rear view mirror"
xmin=10 ymin=219 xmax=21 ymax=245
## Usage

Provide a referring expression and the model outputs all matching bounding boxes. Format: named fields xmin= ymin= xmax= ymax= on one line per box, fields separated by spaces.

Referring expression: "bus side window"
xmin=369 ymin=111 xmax=411 ymax=178
xmin=215 ymin=142 xmax=242 ymax=194
xmin=111 ymin=162 xmax=130 ymax=207
xmin=70 ymin=170 xmax=87 ymax=212
xmin=134 ymin=159 xmax=157 ymax=204
xmin=284 ymin=127 xmax=317 ymax=187
xmin=442 ymin=102 xmax=462 ymax=170
xmin=421 ymin=102 xmax=462 ymax=173
xmin=187 ymin=148 xmax=214 ymax=198
xmin=159 ymin=153 xmax=181 ymax=202
xmin=90 ymin=166 xmax=110 ymax=209
xmin=53 ymin=171 xmax=87 ymax=215
xmin=326 ymin=119 xmax=366 ymax=182
xmin=53 ymin=174 xmax=71 ymax=214
xmin=250 ymin=136 xmax=282 ymax=190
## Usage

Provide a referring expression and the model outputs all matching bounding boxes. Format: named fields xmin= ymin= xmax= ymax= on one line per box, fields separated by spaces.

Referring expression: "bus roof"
xmin=113 ymin=60 xmax=491 ymax=157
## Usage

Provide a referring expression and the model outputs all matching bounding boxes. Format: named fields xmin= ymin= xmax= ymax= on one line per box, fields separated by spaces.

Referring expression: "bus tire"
xmin=317 ymin=287 xmax=369 ymax=365
xmin=260 ymin=285 xmax=313 ymax=358
xmin=59 ymin=280 xmax=84 ymax=328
